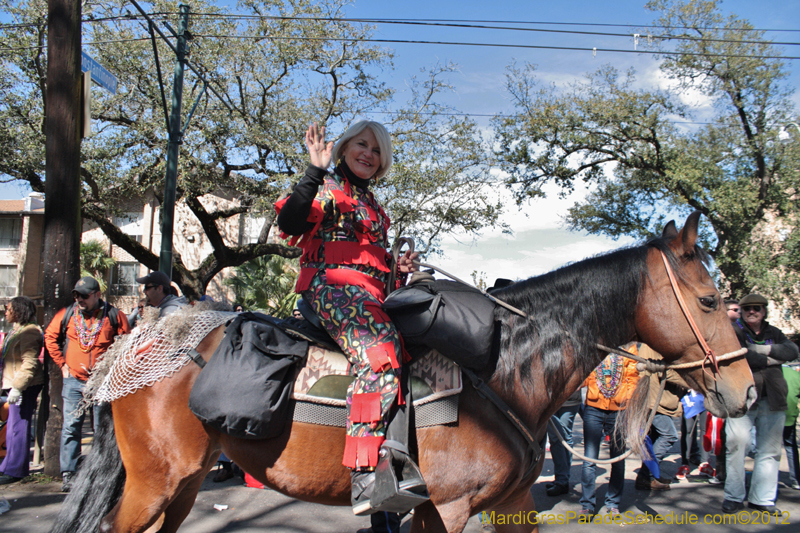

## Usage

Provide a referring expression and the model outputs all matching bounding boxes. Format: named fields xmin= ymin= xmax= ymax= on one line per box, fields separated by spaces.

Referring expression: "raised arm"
xmin=277 ymin=123 xmax=333 ymax=235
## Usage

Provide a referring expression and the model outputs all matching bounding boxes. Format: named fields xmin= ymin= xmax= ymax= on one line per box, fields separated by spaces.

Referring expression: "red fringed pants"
xmin=306 ymin=277 xmax=403 ymax=469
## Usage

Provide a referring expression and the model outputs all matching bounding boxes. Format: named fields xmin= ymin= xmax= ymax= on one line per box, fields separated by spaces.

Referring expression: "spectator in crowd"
xmin=44 ymin=276 xmax=130 ymax=492
xmin=545 ymin=388 xmax=582 ymax=497
xmin=725 ymin=299 xmax=741 ymax=321
xmin=0 ymin=297 xmax=44 ymax=485
xmin=136 ymin=271 xmax=187 ymax=317
xmin=722 ymin=293 xmax=799 ymax=514
xmin=127 ymin=298 xmax=147 ymax=329
xmin=579 ymin=345 xmax=640 ymax=517
xmin=214 ymin=452 xmax=236 ymax=483
xmin=783 ymin=362 xmax=800 ymax=490
xmin=708 ymin=298 xmax=744 ymax=486
xmin=676 ymin=389 xmax=714 ymax=480
xmin=635 ymin=345 xmax=685 ymax=491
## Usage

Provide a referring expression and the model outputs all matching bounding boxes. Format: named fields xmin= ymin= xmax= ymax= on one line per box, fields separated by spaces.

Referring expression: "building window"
xmin=0 ymin=218 xmax=22 ymax=249
xmin=110 ymin=262 xmax=139 ymax=296
xmin=0 ymin=265 xmax=18 ymax=297
xmin=114 ymin=212 xmax=144 ymax=243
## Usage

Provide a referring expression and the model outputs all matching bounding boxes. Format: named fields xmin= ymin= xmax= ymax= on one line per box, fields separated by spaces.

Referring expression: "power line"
xmin=189 ymin=34 xmax=800 ymax=60
xmin=136 ymin=12 xmax=800 ymax=34
xmin=3 ymin=14 xmax=800 ymax=53
xmin=6 ymin=13 xmax=800 ymax=44
xmin=172 ymin=14 xmax=800 ymax=47
xmin=3 ymin=32 xmax=798 ymax=60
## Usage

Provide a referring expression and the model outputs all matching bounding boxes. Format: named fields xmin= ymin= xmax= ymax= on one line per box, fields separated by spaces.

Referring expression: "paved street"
xmin=2 ymin=422 xmax=800 ymax=532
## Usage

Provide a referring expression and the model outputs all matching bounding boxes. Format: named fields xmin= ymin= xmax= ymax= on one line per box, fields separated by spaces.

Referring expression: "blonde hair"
xmin=331 ymin=121 xmax=393 ymax=179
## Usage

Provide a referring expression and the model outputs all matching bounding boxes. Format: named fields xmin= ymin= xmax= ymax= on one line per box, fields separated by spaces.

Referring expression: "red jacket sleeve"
xmin=44 ymin=308 xmax=67 ymax=368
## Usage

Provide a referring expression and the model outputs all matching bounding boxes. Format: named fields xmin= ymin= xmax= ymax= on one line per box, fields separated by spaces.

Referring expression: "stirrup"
xmin=366 ymin=440 xmax=429 ymax=515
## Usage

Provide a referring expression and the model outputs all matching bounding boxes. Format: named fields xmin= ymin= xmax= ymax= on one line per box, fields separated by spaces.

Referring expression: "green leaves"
xmin=495 ymin=0 xmax=799 ymax=307
xmin=224 ymin=255 xmax=299 ymax=317
xmin=80 ymin=240 xmax=117 ymax=293
xmin=0 ymin=0 xmax=505 ymax=295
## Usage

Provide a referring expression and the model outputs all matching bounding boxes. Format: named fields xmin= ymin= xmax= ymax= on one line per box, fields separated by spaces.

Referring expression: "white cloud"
xmin=435 ymin=224 xmax=636 ymax=286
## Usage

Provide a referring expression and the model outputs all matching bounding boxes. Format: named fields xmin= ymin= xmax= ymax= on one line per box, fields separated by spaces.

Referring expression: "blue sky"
xmin=4 ymin=0 xmax=798 ymax=284
xmin=342 ymin=0 xmax=800 ymax=283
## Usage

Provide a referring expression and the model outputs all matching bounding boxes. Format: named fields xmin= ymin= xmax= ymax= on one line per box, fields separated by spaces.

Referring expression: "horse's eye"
xmin=699 ymin=296 xmax=717 ymax=310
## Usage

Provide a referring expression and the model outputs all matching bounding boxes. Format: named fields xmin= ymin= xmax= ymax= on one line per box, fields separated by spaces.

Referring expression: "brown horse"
xmin=52 ymin=212 xmax=756 ymax=533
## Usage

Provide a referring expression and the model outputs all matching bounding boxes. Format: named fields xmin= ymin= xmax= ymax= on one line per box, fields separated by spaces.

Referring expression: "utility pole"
xmin=158 ymin=4 xmax=190 ymax=279
xmin=130 ymin=0 xmax=229 ymax=285
xmin=43 ymin=0 xmax=82 ymax=477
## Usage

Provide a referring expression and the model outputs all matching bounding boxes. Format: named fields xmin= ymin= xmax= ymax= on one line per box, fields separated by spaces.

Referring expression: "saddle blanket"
xmin=292 ymin=346 xmax=462 ymax=428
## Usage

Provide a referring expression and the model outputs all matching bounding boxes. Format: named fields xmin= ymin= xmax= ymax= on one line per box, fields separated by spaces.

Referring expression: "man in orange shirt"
xmin=44 ymin=276 xmax=130 ymax=492
xmin=579 ymin=345 xmax=641 ymax=518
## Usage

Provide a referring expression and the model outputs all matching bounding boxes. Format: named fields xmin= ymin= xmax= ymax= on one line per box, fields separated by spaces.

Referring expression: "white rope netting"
xmin=86 ymin=303 xmax=236 ymax=405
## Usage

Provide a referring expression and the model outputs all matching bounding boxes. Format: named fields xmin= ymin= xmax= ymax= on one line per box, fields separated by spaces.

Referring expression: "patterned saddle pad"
xmin=291 ymin=346 xmax=462 ymax=428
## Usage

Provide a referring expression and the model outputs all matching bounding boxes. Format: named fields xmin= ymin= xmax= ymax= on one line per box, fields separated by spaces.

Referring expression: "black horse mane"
xmin=490 ymin=233 xmax=711 ymax=398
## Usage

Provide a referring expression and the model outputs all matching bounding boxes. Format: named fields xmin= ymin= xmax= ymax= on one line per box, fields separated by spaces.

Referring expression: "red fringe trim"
xmin=398 ymin=334 xmax=412 ymax=364
xmin=295 ymin=268 xmax=317 ymax=293
xmin=325 ymin=241 xmax=390 ymax=272
xmin=300 ymin=239 xmax=323 ymax=263
xmin=325 ymin=269 xmax=385 ymax=301
xmin=364 ymin=302 xmax=390 ymax=324
xmin=343 ymin=435 xmax=384 ymax=469
xmin=350 ymin=392 xmax=383 ymax=423
xmin=366 ymin=342 xmax=400 ymax=373
xmin=332 ymin=189 xmax=356 ymax=213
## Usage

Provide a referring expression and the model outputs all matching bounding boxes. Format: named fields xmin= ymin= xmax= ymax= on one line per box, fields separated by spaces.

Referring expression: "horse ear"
xmin=662 ymin=220 xmax=678 ymax=239
xmin=679 ymin=211 xmax=702 ymax=252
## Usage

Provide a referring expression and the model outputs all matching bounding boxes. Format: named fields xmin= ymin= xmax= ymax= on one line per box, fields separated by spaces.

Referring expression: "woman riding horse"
xmin=50 ymin=211 xmax=757 ymax=533
xmin=275 ymin=120 xmax=421 ymax=515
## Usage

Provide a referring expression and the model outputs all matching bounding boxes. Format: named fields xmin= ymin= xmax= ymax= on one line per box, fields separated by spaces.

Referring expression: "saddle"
xmin=189 ymin=309 xmax=446 ymax=514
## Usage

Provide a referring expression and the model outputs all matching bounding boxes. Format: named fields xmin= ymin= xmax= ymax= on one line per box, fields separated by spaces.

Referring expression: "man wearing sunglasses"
xmin=44 ymin=276 xmax=131 ymax=492
xmin=135 ymin=271 xmax=186 ymax=318
xmin=722 ymin=293 xmax=799 ymax=515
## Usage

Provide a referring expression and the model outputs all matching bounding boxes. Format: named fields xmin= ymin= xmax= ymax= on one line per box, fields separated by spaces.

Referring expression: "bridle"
xmin=659 ymin=249 xmax=720 ymax=379
xmin=597 ymin=249 xmax=746 ymax=377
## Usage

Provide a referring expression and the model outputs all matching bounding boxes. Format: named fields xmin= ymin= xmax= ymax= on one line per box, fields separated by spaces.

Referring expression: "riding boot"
xmin=351 ymin=469 xmax=377 ymax=515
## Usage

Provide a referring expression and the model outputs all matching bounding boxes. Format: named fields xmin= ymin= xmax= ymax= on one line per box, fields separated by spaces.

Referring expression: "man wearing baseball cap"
xmin=136 ymin=270 xmax=186 ymax=317
xmin=44 ymin=276 xmax=130 ymax=492
xmin=722 ymin=293 xmax=799 ymax=515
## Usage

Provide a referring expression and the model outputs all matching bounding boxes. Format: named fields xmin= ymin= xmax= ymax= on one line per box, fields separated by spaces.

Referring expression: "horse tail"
xmin=50 ymin=402 xmax=126 ymax=533
xmin=616 ymin=374 xmax=651 ymax=459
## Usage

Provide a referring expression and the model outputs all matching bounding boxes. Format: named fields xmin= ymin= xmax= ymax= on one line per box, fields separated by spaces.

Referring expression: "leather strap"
xmin=461 ymin=367 xmax=544 ymax=478
xmin=659 ymin=250 xmax=720 ymax=379
xmin=188 ymin=348 xmax=206 ymax=369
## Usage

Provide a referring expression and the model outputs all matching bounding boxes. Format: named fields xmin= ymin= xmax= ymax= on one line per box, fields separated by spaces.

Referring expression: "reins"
xmin=546 ymin=371 xmax=668 ymax=465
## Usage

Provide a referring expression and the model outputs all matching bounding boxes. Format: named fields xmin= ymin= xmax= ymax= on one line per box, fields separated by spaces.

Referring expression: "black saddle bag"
xmin=188 ymin=313 xmax=308 ymax=439
xmin=382 ymin=279 xmax=497 ymax=370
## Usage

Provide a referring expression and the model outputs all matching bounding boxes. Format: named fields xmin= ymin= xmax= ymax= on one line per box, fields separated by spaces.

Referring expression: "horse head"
xmin=635 ymin=211 xmax=756 ymax=418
